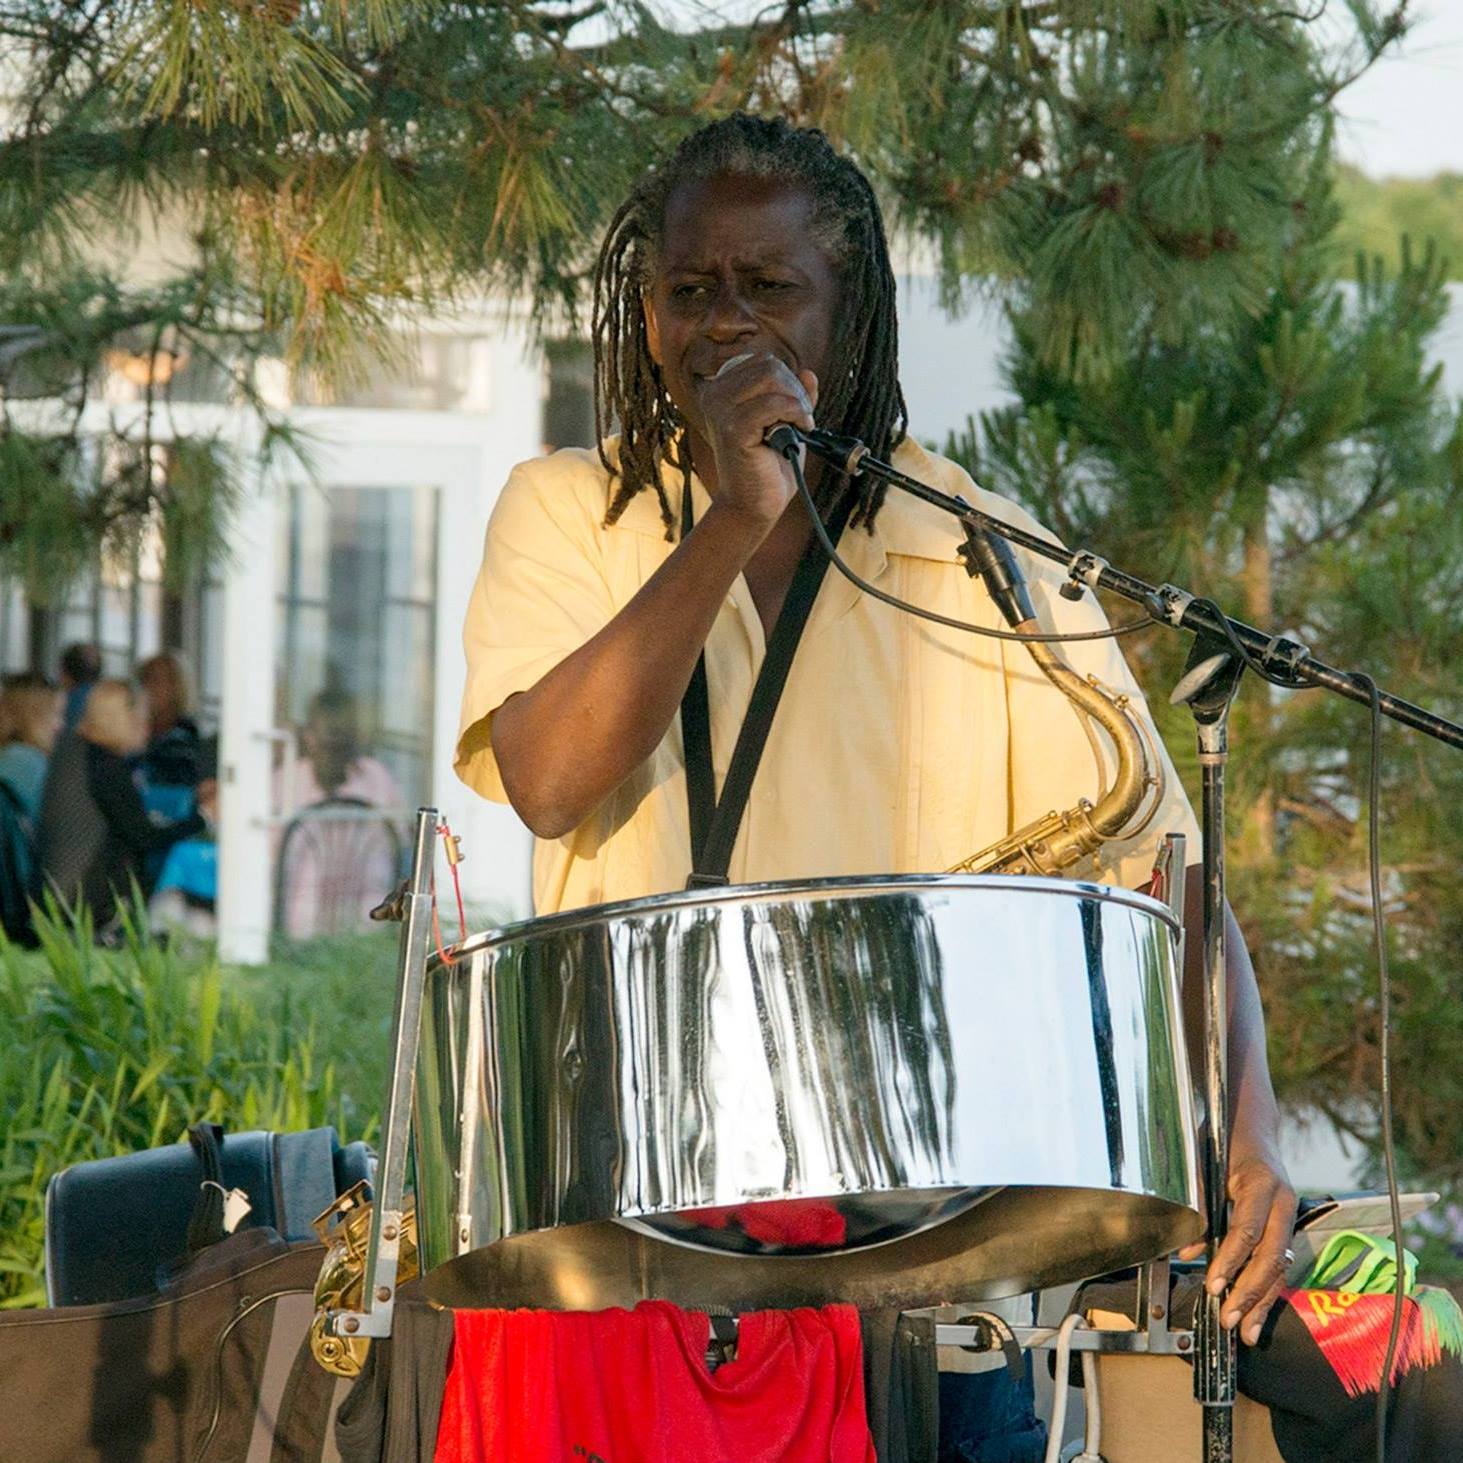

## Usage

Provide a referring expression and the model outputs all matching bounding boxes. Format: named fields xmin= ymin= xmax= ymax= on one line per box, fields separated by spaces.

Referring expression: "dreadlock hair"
xmin=591 ymin=113 xmax=908 ymax=536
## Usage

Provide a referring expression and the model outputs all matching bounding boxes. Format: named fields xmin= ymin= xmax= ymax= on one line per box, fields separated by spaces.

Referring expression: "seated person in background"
xmin=278 ymin=689 xmax=401 ymax=812
xmin=139 ymin=659 xmax=219 ymax=932
xmin=0 ymin=674 xmax=58 ymax=943
xmin=37 ymin=679 xmax=210 ymax=932
xmin=136 ymin=652 xmax=203 ymax=807
xmin=57 ymin=642 xmax=101 ymax=734
xmin=0 ymin=673 xmax=61 ymax=823
xmin=273 ymin=689 xmax=403 ymax=938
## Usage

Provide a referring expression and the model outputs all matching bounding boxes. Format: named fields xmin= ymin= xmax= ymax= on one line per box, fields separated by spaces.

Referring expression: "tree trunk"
xmin=27 ymin=604 xmax=51 ymax=676
xmin=1241 ymin=506 xmax=1276 ymax=859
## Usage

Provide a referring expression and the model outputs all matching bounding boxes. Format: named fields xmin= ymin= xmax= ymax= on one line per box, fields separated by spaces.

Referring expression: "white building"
xmin=0 ymin=281 xmax=1008 ymax=960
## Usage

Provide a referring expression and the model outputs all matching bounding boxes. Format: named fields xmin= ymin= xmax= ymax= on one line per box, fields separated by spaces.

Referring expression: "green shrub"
xmin=0 ymin=900 xmax=385 ymax=1308
xmin=234 ymin=928 xmax=400 ymax=1126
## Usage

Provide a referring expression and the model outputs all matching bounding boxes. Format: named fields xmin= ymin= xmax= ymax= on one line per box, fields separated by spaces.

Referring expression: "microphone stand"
xmin=1177 ymin=633 xmax=1245 ymax=1461
xmin=780 ymin=426 xmax=1463 ymax=1463
xmin=783 ymin=427 xmax=1463 ymax=751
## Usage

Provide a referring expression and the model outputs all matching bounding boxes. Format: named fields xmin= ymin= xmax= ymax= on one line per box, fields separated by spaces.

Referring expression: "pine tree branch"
xmin=0 ymin=16 xmax=62 ymax=44
xmin=18 ymin=0 xmax=113 ymax=137
xmin=532 ymin=1 xmax=608 ymax=35
xmin=498 ymin=4 xmax=697 ymax=121
xmin=1228 ymin=1 xmax=1414 ymax=149
xmin=1279 ymin=455 xmax=1395 ymax=560
xmin=1277 ymin=793 xmax=1355 ymax=835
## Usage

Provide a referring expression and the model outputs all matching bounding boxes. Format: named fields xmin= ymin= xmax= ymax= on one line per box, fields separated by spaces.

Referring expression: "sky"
xmin=1329 ymin=2 xmax=1463 ymax=178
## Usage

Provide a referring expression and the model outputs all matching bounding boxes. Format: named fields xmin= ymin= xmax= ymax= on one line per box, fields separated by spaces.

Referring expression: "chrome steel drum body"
xmin=414 ymin=875 xmax=1201 ymax=1312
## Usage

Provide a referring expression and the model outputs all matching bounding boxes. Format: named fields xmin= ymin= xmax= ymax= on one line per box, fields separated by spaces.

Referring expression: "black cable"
xmin=1355 ymin=671 xmax=1405 ymax=1463
xmin=192 ymin=1285 xmax=313 ymax=1463
xmin=787 ymin=452 xmax=1155 ymax=644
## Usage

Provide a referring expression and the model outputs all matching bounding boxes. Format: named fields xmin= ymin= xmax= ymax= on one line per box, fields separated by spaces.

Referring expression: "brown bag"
xmin=0 ymin=1230 xmax=349 ymax=1463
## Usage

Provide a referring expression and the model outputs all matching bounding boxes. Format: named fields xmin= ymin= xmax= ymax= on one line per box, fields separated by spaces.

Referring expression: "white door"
xmin=218 ymin=393 xmax=541 ymax=963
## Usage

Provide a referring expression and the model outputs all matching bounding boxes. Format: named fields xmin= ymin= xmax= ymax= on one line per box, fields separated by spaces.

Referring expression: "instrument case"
xmin=0 ymin=1229 xmax=347 ymax=1463
xmin=44 ymin=1125 xmax=373 ymax=1308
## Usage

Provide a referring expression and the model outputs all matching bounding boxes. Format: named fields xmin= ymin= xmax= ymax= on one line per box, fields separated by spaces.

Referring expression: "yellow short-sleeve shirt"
xmin=455 ymin=437 xmax=1199 ymax=916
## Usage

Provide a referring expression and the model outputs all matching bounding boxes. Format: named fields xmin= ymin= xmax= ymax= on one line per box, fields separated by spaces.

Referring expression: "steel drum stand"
xmin=322 ymin=806 xmax=441 ymax=1345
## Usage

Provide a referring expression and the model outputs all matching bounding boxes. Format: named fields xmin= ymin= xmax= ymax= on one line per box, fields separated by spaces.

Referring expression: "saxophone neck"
xmin=947 ymin=616 xmax=1161 ymax=878
xmin=1023 ymin=632 xmax=1151 ymax=840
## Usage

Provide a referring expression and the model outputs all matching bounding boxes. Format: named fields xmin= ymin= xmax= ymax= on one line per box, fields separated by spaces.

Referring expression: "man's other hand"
xmin=1178 ymin=1150 xmax=1298 ymax=1345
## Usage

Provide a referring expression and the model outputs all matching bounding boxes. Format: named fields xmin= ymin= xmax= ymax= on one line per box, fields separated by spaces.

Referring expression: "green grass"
xmin=233 ymin=928 xmax=399 ymax=1136
xmin=6 ymin=897 xmax=1459 ymax=1308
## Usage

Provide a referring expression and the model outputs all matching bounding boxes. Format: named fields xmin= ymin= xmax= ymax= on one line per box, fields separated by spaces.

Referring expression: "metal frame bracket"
xmin=324 ymin=806 xmax=440 ymax=1342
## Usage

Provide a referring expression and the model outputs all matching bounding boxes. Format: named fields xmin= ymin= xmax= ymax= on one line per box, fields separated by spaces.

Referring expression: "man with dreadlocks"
xmin=455 ymin=114 xmax=1295 ymax=1459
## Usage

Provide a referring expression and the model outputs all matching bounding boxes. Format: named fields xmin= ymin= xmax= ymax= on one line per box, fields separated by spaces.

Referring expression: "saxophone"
xmin=947 ymin=531 xmax=1163 ymax=878
xmin=309 ymin=1181 xmax=420 ymax=1377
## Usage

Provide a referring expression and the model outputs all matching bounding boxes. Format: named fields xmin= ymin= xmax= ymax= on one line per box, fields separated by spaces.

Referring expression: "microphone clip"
xmin=764 ymin=424 xmax=870 ymax=477
xmin=1061 ymin=550 xmax=1109 ymax=603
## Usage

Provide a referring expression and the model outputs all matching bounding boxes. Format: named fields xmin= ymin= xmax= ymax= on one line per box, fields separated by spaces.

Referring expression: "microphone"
xmin=763 ymin=423 xmax=870 ymax=476
xmin=958 ymin=525 xmax=1036 ymax=629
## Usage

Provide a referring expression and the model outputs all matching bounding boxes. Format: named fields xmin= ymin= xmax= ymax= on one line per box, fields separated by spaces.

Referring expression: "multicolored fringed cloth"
xmin=1077 ymin=1257 xmax=1463 ymax=1461
xmin=1237 ymin=1283 xmax=1463 ymax=1462
xmin=1283 ymin=1285 xmax=1463 ymax=1397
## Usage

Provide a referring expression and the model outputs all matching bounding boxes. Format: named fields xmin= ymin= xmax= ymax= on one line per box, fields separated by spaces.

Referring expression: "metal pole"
xmin=326 ymin=805 xmax=439 ymax=1341
xmin=1175 ymin=637 xmax=1245 ymax=1463
xmin=1195 ymin=711 xmax=1236 ymax=1461
xmin=791 ymin=431 xmax=1463 ymax=751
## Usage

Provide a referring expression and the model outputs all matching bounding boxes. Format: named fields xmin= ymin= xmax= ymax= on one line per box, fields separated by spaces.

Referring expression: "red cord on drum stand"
xmin=431 ymin=821 xmax=468 ymax=966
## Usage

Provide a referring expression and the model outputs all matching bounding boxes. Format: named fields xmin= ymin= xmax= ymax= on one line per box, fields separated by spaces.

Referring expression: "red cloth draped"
xmin=433 ymin=1300 xmax=876 ymax=1463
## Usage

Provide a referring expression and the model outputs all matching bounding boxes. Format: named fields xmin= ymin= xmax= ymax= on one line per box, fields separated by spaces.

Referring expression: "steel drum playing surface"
xmin=411 ymin=875 xmax=1202 ymax=1312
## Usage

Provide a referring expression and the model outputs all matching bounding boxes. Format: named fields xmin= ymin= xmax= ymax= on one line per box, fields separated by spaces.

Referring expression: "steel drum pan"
xmin=412 ymin=875 xmax=1201 ymax=1312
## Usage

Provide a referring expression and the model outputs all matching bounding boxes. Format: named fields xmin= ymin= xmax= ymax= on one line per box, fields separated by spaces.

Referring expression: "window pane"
xmin=276 ymin=484 xmax=437 ymax=811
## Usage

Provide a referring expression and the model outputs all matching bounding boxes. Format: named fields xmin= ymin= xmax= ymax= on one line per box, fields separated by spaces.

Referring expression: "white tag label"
xmin=221 ymin=1187 xmax=253 ymax=1234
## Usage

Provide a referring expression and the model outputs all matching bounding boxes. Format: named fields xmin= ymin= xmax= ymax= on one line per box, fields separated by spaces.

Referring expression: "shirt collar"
xmin=856 ymin=438 xmax=973 ymax=565
xmin=604 ymin=435 xmax=965 ymax=568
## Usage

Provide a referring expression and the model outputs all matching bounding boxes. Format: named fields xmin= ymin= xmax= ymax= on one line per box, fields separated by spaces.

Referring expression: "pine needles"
xmin=944 ymin=143 xmax=1463 ymax=1199
xmin=0 ymin=0 xmax=1420 ymax=588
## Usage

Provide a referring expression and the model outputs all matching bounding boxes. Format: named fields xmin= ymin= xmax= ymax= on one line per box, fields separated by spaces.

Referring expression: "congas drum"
xmin=412 ymin=875 xmax=1202 ymax=1312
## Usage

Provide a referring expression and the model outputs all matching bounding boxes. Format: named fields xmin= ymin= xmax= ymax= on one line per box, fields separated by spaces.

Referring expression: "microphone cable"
xmin=783 ymin=447 xmax=1155 ymax=645
xmin=1358 ymin=671 xmax=1405 ymax=1463
xmin=785 ymin=443 xmax=1408 ymax=1458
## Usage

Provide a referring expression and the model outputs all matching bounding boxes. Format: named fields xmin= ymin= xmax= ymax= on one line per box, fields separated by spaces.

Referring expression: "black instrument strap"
xmin=184 ymin=1122 xmax=228 ymax=1255
xmin=679 ymin=482 xmax=855 ymax=888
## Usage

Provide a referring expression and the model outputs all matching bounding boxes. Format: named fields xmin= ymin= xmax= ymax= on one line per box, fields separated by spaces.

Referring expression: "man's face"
xmin=643 ymin=172 xmax=841 ymax=441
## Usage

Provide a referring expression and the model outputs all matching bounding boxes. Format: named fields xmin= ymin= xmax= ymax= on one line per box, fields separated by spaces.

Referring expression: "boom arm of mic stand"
xmin=793 ymin=432 xmax=1463 ymax=751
